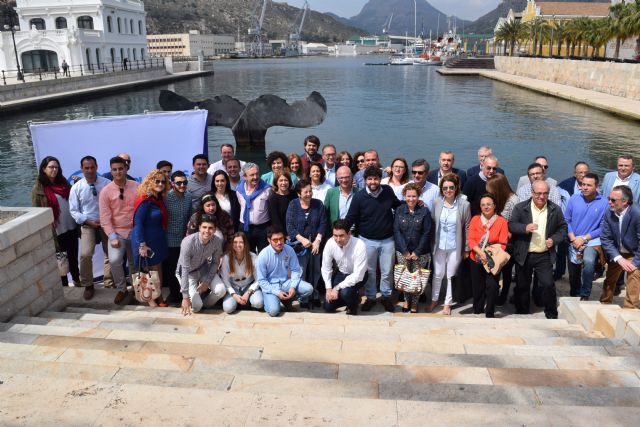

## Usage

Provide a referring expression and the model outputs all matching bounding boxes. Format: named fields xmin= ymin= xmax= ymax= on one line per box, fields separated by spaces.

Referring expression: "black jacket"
xmin=427 ymin=168 xmax=467 ymax=189
xmin=508 ymin=199 xmax=567 ymax=266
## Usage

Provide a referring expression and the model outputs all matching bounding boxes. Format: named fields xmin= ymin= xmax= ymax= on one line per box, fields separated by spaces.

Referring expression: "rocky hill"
xmin=465 ymin=0 xmax=612 ymax=34
xmin=347 ymin=0 xmax=471 ymax=36
xmin=0 ymin=0 xmax=366 ymax=43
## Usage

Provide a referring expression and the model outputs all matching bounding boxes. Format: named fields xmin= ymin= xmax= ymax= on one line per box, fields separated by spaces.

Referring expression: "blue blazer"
xmin=558 ymin=177 xmax=578 ymax=196
xmin=601 ymin=171 xmax=640 ymax=204
xmin=601 ymin=204 xmax=640 ymax=267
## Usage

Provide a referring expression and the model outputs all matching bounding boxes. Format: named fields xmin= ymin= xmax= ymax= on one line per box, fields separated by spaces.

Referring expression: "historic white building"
xmin=0 ymin=0 xmax=148 ymax=75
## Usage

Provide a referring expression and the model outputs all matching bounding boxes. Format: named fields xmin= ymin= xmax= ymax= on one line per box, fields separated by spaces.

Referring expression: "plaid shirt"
xmin=166 ymin=189 xmax=192 ymax=247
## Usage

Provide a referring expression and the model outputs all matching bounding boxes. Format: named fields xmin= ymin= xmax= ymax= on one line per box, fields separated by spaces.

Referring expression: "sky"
xmin=284 ymin=0 xmax=502 ymax=21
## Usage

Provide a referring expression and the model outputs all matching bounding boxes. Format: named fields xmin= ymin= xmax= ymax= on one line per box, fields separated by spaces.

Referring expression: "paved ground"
xmin=437 ymin=68 xmax=640 ymax=122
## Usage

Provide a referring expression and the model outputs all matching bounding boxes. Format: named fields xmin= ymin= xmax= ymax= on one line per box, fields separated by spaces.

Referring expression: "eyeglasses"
xmin=442 ymin=185 xmax=455 ymax=191
xmin=412 ymin=170 xmax=426 ymax=175
xmin=173 ymin=181 xmax=188 ymax=186
xmin=357 ymin=159 xmax=365 ymax=164
xmin=532 ymin=191 xmax=549 ymax=197
xmin=119 ymin=187 xmax=124 ymax=200
xmin=89 ymin=183 xmax=97 ymax=196
xmin=609 ymin=198 xmax=621 ymax=202
xmin=270 ymin=237 xmax=285 ymax=242
xmin=154 ymin=179 xmax=165 ymax=185
xmin=337 ymin=176 xmax=351 ymax=180
xmin=485 ymin=166 xmax=498 ymax=171
xmin=541 ymin=165 xmax=549 ymax=170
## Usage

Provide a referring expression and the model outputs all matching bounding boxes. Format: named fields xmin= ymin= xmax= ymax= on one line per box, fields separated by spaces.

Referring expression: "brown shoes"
xmin=114 ymin=290 xmax=129 ymax=305
xmin=83 ymin=285 xmax=95 ymax=301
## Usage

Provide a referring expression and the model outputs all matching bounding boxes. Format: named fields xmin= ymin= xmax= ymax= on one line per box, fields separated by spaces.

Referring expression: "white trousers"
xmin=431 ymin=249 xmax=461 ymax=306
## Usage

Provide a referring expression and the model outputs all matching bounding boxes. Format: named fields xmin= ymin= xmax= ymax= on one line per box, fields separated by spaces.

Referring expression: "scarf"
xmin=236 ymin=179 xmax=269 ymax=232
xmin=133 ymin=194 xmax=169 ymax=230
xmin=43 ymin=183 xmax=70 ymax=225
xmin=479 ymin=214 xmax=498 ymax=250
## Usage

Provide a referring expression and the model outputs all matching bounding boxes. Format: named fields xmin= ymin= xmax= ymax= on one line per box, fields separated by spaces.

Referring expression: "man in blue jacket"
xmin=600 ymin=185 xmax=640 ymax=309
xmin=601 ymin=155 xmax=640 ymax=204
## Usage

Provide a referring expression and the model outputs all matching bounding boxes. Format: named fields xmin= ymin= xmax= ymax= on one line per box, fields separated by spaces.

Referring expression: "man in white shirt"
xmin=321 ymin=219 xmax=368 ymax=315
xmin=69 ymin=156 xmax=112 ymax=300
xmin=207 ymin=144 xmax=246 ymax=174
xmin=322 ymin=144 xmax=337 ymax=187
xmin=409 ymin=159 xmax=439 ymax=210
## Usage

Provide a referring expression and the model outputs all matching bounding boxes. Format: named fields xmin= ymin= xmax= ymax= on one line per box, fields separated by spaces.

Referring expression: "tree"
xmin=553 ymin=21 xmax=567 ymax=57
xmin=622 ymin=0 xmax=640 ymax=58
xmin=609 ymin=1 xmax=632 ymax=59
xmin=495 ymin=19 xmax=526 ymax=57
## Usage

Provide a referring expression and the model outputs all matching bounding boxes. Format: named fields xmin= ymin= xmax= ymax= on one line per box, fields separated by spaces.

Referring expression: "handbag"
xmin=133 ymin=257 xmax=162 ymax=303
xmin=394 ymin=257 xmax=431 ymax=295
xmin=56 ymin=251 xmax=69 ymax=276
xmin=483 ymin=244 xmax=511 ymax=276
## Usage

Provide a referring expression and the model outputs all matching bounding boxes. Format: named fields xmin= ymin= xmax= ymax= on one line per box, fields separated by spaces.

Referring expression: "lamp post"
xmin=3 ymin=15 xmax=24 ymax=82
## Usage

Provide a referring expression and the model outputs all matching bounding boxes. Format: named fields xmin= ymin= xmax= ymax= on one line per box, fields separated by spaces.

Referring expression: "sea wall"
xmin=0 ymin=207 xmax=66 ymax=321
xmin=494 ymin=57 xmax=640 ymax=101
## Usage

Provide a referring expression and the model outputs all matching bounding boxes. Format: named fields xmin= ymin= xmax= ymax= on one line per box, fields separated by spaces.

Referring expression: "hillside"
xmin=465 ymin=0 xmax=612 ymax=34
xmin=347 ymin=0 xmax=471 ymax=36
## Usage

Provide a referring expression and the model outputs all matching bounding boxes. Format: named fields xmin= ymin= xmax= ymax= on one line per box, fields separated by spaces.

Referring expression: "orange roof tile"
xmin=537 ymin=2 xmax=611 ymax=17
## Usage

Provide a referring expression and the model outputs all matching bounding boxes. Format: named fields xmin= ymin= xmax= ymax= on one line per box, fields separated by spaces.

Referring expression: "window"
xmin=55 ymin=17 xmax=67 ymax=29
xmin=86 ymin=48 xmax=92 ymax=68
xmin=107 ymin=16 xmax=112 ymax=32
xmin=77 ymin=16 xmax=94 ymax=30
xmin=110 ymin=48 xmax=115 ymax=63
xmin=141 ymin=48 xmax=145 ymax=59
xmin=138 ymin=20 xmax=143 ymax=35
xmin=29 ymin=18 xmax=46 ymax=30
xmin=117 ymin=17 xmax=121 ymax=33
xmin=130 ymin=19 xmax=134 ymax=34
xmin=133 ymin=49 xmax=137 ymax=60
xmin=21 ymin=50 xmax=58 ymax=72
xmin=96 ymin=48 xmax=101 ymax=68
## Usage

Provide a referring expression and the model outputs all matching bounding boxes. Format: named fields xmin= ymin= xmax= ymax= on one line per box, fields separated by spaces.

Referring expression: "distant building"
xmin=0 ymin=0 xmax=148 ymax=74
xmin=147 ymin=31 xmax=235 ymax=58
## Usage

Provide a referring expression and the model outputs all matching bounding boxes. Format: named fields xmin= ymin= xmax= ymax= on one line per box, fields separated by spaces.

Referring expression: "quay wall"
xmin=0 ymin=208 xmax=66 ymax=321
xmin=0 ymin=68 xmax=169 ymax=103
xmin=494 ymin=57 xmax=640 ymax=101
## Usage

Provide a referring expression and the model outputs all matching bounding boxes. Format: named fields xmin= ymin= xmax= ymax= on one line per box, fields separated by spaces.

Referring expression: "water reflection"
xmin=1 ymin=56 xmax=639 ymax=206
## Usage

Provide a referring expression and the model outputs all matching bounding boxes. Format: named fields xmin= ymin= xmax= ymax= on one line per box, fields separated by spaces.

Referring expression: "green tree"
xmin=495 ymin=19 xmax=526 ymax=57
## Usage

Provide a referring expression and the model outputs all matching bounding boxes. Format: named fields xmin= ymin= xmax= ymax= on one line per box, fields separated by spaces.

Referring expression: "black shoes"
xmin=361 ymin=298 xmax=376 ymax=312
xmin=580 ymin=296 xmax=589 ymax=301
xmin=382 ymin=298 xmax=395 ymax=313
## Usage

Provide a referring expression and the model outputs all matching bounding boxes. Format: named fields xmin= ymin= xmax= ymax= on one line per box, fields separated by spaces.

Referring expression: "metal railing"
xmin=1 ymin=57 xmax=165 ymax=85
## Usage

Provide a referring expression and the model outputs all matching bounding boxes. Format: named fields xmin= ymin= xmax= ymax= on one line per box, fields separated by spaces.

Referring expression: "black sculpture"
xmin=158 ymin=90 xmax=327 ymax=147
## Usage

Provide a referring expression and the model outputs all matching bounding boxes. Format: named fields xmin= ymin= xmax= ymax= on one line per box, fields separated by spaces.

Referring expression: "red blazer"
xmin=468 ymin=215 xmax=509 ymax=262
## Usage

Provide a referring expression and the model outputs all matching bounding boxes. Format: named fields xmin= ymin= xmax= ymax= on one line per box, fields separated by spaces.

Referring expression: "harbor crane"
xmin=248 ymin=0 xmax=269 ymax=57
xmin=382 ymin=12 xmax=393 ymax=35
xmin=289 ymin=0 xmax=309 ymax=55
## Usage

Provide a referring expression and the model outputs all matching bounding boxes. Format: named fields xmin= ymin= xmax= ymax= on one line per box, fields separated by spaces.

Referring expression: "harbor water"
xmin=1 ymin=56 xmax=639 ymax=206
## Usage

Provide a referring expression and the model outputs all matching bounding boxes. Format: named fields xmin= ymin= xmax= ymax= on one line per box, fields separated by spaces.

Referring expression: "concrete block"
xmin=29 ymin=290 xmax=55 ymax=316
xmin=0 ymin=208 xmax=52 ymax=250
xmin=12 ymin=284 xmax=40 ymax=311
xmin=558 ymin=297 xmax=580 ymax=324
xmin=396 ymin=352 xmax=558 ymax=369
xmin=379 ymin=383 xmax=538 ymax=405
xmin=488 ymin=367 xmax=640 ymax=388
xmin=594 ymin=307 xmax=622 ymax=338
xmin=5 ymin=252 xmax=34 ymax=281
xmin=14 ymin=232 xmax=45 ymax=258
xmin=575 ymin=303 xmax=602 ymax=332
xmin=191 ymin=358 xmax=338 ymax=379
xmin=0 ymin=357 xmax=119 ymax=382
xmin=614 ymin=310 xmax=640 ymax=340
xmin=56 ymin=347 xmax=195 ymax=371
xmin=111 ymin=367 xmax=234 ymax=391
xmin=31 ymin=240 xmax=56 ymax=264
xmin=0 ymin=245 xmax=17 ymax=268
xmin=0 ymin=273 xmax=27 ymax=302
xmin=230 ymin=374 xmax=379 ymax=399
xmin=338 ymin=364 xmax=493 ymax=385
xmin=623 ymin=321 xmax=640 ymax=346
xmin=32 ymin=335 xmax=146 ymax=352
xmin=535 ymin=386 xmax=640 ymax=407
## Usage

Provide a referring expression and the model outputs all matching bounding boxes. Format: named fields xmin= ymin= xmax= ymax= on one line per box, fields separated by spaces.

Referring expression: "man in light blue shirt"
xmin=69 ymin=156 xmax=112 ymax=300
xmin=410 ymin=159 xmax=439 ymax=210
xmin=257 ymin=227 xmax=313 ymax=316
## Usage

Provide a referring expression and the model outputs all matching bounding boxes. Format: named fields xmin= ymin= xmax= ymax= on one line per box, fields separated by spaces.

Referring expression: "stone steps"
xmin=1 ymin=297 xmax=640 ymax=425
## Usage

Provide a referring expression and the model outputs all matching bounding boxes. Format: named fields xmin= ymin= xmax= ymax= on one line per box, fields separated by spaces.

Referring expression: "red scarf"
xmin=133 ymin=194 xmax=168 ymax=230
xmin=43 ymin=183 xmax=70 ymax=225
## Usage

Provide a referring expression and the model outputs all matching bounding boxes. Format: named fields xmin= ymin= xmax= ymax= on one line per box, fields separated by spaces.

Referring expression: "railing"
xmin=1 ymin=57 xmax=165 ymax=85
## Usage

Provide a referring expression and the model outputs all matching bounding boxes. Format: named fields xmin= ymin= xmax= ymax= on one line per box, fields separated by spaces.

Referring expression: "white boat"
xmin=389 ymin=52 xmax=415 ymax=65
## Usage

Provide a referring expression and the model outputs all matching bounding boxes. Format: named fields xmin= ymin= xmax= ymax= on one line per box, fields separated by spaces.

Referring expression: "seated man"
xmin=177 ymin=214 xmax=226 ymax=315
xmin=257 ymin=227 xmax=314 ymax=317
xmin=321 ymin=220 xmax=369 ymax=315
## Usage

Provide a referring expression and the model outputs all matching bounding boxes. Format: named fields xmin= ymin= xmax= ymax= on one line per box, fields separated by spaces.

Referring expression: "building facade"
xmin=0 ymin=0 xmax=148 ymax=75
xmin=147 ymin=31 xmax=235 ymax=58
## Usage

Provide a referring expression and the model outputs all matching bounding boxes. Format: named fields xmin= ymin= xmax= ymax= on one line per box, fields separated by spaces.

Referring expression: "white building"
xmin=0 ymin=0 xmax=148 ymax=74
xmin=147 ymin=31 xmax=235 ymax=58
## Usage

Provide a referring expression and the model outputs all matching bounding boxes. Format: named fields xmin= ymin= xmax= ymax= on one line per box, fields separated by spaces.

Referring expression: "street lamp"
xmin=3 ymin=16 xmax=24 ymax=82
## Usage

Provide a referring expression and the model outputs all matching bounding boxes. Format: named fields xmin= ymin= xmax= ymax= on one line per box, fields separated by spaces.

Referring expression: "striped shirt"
xmin=165 ymin=189 xmax=192 ymax=247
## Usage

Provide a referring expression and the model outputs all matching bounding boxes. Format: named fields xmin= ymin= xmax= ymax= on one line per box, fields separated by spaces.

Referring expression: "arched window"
xmin=130 ymin=19 xmax=134 ymax=34
xmin=138 ymin=20 xmax=143 ymax=35
xmin=117 ymin=17 xmax=121 ymax=33
xmin=29 ymin=18 xmax=46 ymax=30
xmin=107 ymin=16 xmax=112 ymax=32
xmin=77 ymin=16 xmax=94 ymax=30
xmin=55 ymin=17 xmax=67 ymax=29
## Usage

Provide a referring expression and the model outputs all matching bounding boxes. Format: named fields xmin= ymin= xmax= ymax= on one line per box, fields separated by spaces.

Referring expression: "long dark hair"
xmin=227 ymin=231 xmax=254 ymax=277
xmin=211 ymin=170 xmax=231 ymax=194
xmin=486 ymin=173 xmax=514 ymax=215
xmin=37 ymin=156 xmax=69 ymax=188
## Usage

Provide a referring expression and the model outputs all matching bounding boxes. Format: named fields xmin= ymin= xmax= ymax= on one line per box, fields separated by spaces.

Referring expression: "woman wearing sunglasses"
xmin=132 ymin=169 xmax=170 ymax=306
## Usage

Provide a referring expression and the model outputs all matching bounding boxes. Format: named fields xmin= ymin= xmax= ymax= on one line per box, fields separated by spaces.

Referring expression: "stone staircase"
xmin=1 ymin=289 xmax=640 ymax=425
xmin=444 ymin=56 xmax=496 ymax=70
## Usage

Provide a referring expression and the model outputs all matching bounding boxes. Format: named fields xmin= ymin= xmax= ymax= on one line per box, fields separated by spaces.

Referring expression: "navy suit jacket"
xmin=601 ymin=204 xmax=640 ymax=267
xmin=466 ymin=164 xmax=505 ymax=178
xmin=427 ymin=168 xmax=467 ymax=189
xmin=558 ymin=177 xmax=578 ymax=196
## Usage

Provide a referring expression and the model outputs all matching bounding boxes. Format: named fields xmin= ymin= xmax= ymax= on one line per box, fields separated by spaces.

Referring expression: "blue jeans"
xmin=222 ymin=288 xmax=264 ymax=313
xmin=360 ymin=236 xmax=395 ymax=300
xmin=324 ymin=271 xmax=368 ymax=313
xmin=568 ymin=246 xmax=598 ymax=297
xmin=263 ymin=280 xmax=313 ymax=317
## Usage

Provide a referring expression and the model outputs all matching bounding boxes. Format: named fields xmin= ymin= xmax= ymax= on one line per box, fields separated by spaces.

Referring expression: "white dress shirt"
xmin=321 ymin=236 xmax=368 ymax=290
xmin=69 ymin=175 xmax=111 ymax=224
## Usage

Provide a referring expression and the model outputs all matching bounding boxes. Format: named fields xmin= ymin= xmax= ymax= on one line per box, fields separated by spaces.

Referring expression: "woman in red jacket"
xmin=468 ymin=193 xmax=509 ymax=318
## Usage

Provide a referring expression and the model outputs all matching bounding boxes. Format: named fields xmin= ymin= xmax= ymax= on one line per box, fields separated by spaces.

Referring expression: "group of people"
xmin=32 ymin=137 xmax=640 ymax=318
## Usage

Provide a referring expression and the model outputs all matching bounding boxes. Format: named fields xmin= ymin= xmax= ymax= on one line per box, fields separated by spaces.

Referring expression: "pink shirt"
xmin=99 ymin=180 xmax=138 ymax=239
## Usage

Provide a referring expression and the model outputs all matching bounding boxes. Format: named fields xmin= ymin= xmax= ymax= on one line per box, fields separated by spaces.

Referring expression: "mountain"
xmin=465 ymin=0 xmax=612 ymax=34
xmin=0 ymin=0 xmax=366 ymax=43
xmin=347 ymin=0 xmax=471 ymax=36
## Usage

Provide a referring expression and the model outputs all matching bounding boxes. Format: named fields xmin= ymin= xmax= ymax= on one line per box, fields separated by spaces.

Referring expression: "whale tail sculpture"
xmin=158 ymin=90 xmax=327 ymax=147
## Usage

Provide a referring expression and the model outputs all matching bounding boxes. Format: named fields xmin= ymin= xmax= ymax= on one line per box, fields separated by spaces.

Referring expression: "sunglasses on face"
xmin=154 ymin=179 xmax=165 ymax=185
xmin=357 ymin=159 xmax=365 ymax=164
xmin=412 ymin=170 xmax=426 ymax=175
xmin=442 ymin=186 xmax=455 ymax=191
xmin=173 ymin=181 xmax=188 ymax=187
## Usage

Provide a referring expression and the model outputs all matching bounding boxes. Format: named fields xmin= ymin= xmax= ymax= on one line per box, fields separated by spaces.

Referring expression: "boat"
xmin=389 ymin=52 xmax=415 ymax=65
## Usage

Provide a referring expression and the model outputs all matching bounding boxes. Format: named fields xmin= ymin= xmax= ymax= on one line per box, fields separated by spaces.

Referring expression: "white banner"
xmin=30 ymin=110 xmax=209 ymax=180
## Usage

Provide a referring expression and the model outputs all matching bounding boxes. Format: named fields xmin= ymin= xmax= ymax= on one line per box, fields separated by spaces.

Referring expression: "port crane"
xmin=382 ymin=12 xmax=393 ymax=35
xmin=288 ymin=0 xmax=309 ymax=55
xmin=248 ymin=0 xmax=269 ymax=57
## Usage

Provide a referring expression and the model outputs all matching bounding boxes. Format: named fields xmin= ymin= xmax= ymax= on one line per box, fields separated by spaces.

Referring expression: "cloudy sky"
xmin=285 ymin=0 xmax=502 ymax=21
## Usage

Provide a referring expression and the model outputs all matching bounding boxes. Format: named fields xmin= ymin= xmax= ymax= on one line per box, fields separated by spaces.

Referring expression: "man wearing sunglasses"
xmin=163 ymin=171 xmax=193 ymax=305
xmin=69 ymin=156 xmax=112 ymax=300
xmin=463 ymin=154 xmax=501 ymax=216
xmin=516 ymin=156 xmax=557 ymax=190
xmin=409 ymin=158 xmax=439 ymax=210
xmin=99 ymin=156 xmax=139 ymax=304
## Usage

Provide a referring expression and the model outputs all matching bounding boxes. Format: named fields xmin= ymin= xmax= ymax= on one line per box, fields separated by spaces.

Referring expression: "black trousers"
xmin=470 ymin=261 xmax=500 ymax=317
xmin=515 ymin=252 xmax=558 ymax=319
xmin=57 ymin=228 xmax=79 ymax=285
xmin=324 ymin=271 xmax=368 ymax=313
xmin=162 ymin=246 xmax=182 ymax=302
xmin=246 ymin=222 xmax=270 ymax=253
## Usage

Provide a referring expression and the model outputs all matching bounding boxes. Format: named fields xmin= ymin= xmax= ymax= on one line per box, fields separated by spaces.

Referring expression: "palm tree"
xmin=537 ymin=20 xmax=551 ymax=56
xmin=495 ymin=19 xmax=526 ymax=57
xmin=622 ymin=0 xmax=640 ymax=58
xmin=553 ymin=21 xmax=567 ymax=57
xmin=609 ymin=1 xmax=632 ymax=59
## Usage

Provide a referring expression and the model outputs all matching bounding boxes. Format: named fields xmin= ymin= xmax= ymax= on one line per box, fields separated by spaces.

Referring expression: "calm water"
xmin=1 ymin=56 xmax=639 ymax=206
